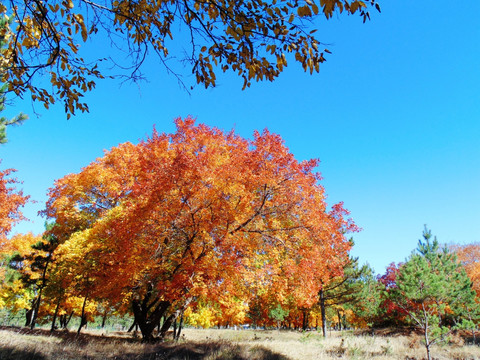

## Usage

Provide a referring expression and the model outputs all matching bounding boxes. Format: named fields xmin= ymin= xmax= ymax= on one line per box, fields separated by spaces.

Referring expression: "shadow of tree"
xmin=135 ymin=341 xmax=290 ymax=360
xmin=0 ymin=346 xmax=47 ymax=360
xmin=0 ymin=326 xmax=290 ymax=360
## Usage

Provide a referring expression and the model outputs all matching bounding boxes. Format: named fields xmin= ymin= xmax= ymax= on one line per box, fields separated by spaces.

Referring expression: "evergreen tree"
xmin=318 ymin=255 xmax=375 ymax=336
xmin=0 ymin=16 xmax=27 ymax=144
xmin=392 ymin=226 xmax=478 ymax=360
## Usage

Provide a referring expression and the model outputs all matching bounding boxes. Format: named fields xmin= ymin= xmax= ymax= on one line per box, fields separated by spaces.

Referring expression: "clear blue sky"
xmin=1 ymin=0 xmax=479 ymax=274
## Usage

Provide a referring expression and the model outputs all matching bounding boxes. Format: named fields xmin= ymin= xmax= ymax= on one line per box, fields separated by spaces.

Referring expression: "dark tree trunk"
xmin=176 ymin=310 xmax=184 ymax=341
xmin=337 ymin=309 xmax=342 ymax=331
xmin=173 ymin=316 xmax=178 ymax=340
xmin=132 ymin=296 xmax=170 ymax=342
xmin=25 ymin=305 xmax=34 ymax=327
xmin=128 ymin=320 xmax=137 ymax=332
xmin=159 ymin=313 xmax=176 ymax=339
xmin=30 ymin=291 xmax=42 ymax=329
xmin=101 ymin=310 xmax=108 ymax=328
xmin=320 ymin=288 xmax=327 ymax=337
xmin=77 ymin=296 xmax=88 ymax=335
xmin=30 ymin=257 xmax=51 ymax=329
xmin=50 ymin=298 xmax=61 ymax=332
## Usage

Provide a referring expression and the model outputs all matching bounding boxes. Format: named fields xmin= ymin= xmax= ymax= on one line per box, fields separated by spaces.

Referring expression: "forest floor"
xmin=1 ymin=325 xmax=480 ymax=360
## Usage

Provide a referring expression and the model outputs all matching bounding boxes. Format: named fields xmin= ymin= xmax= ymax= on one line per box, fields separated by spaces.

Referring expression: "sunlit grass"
xmin=1 ymin=326 xmax=480 ymax=359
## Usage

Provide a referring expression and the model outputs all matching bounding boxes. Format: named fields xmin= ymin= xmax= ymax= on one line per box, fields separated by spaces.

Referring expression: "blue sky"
xmin=1 ymin=0 xmax=479 ymax=274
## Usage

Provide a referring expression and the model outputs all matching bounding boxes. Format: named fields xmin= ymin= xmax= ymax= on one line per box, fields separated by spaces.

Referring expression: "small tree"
xmin=318 ymin=255 xmax=372 ymax=336
xmin=269 ymin=304 xmax=289 ymax=330
xmin=392 ymin=227 xmax=478 ymax=360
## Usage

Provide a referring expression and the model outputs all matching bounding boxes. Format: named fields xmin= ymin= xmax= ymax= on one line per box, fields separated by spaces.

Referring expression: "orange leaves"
xmin=452 ymin=243 xmax=480 ymax=297
xmin=0 ymin=163 xmax=29 ymax=244
xmin=45 ymin=118 xmax=355 ymax=321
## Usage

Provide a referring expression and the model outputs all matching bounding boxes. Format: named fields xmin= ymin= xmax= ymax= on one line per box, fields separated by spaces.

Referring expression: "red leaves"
xmin=45 ymin=118 xmax=356 ymax=319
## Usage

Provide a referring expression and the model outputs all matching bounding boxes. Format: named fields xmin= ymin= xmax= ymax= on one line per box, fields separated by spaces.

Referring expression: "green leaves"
xmin=391 ymin=227 xmax=479 ymax=360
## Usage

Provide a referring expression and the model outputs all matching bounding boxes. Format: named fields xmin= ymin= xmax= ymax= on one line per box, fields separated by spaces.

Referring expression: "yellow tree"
xmin=1 ymin=0 xmax=380 ymax=117
xmin=0 ymin=232 xmax=42 ymax=323
xmin=45 ymin=118 xmax=355 ymax=341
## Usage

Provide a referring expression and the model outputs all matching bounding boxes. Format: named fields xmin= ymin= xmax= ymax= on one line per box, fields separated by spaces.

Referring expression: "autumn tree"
xmin=392 ymin=227 xmax=478 ymax=360
xmin=0 ymin=232 xmax=41 ymax=316
xmin=1 ymin=0 xmax=380 ymax=117
xmin=452 ymin=243 xmax=480 ymax=297
xmin=44 ymin=118 xmax=356 ymax=341
xmin=0 ymin=163 xmax=28 ymax=243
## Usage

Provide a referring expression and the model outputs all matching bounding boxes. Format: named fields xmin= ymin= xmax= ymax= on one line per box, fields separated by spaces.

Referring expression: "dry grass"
xmin=1 ymin=326 xmax=480 ymax=360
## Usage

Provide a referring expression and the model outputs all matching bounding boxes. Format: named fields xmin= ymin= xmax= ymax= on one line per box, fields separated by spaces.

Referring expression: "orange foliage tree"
xmin=452 ymin=243 xmax=480 ymax=297
xmin=44 ymin=118 xmax=355 ymax=340
xmin=0 ymin=163 xmax=28 ymax=244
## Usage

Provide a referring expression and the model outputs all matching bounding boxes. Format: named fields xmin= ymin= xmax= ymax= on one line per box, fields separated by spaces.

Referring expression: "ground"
xmin=0 ymin=326 xmax=479 ymax=360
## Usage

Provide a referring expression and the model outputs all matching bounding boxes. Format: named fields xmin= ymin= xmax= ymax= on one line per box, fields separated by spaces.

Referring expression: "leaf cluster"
xmin=1 ymin=0 xmax=379 ymax=117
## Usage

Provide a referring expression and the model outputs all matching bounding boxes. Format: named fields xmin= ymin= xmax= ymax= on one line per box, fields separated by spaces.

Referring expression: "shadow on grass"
xmin=0 ymin=326 xmax=290 ymax=360
xmin=0 ymin=346 xmax=47 ymax=360
xmin=138 ymin=341 xmax=291 ymax=360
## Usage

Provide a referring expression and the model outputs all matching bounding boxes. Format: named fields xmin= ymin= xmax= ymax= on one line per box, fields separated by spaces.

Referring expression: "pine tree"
xmin=0 ymin=16 xmax=27 ymax=144
xmin=392 ymin=226 xmax=478 ymax=360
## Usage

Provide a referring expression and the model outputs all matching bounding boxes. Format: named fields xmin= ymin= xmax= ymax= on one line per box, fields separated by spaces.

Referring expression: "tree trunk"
xmin=337 ymin=309 xmax=342 ymax=331
xmin=160 ymin=313 xmax=178 ymax=338
xmin=50 ymin=298 xmax=61 ymax=332
xmin=25 ymin=305 xmax=34 ymax=327
xmin=320 ymin=289 xmax=327 ymax=337
xmin=30 ymin=257 xmax=51 ymax=329
xmin=77 ymin=296 xmax=88 ymax=335
xmin=128 ymin=320 xmax=137 ymax=332
xmin=132 ymin=297 xmax=170 ymax=342
xmin=176 ymin=310 xmax=184 ymax=341
xmin=101 ymin=310 xmax=108 ymax=328
xmin=173 ymin=316 xmax=178 ymax=340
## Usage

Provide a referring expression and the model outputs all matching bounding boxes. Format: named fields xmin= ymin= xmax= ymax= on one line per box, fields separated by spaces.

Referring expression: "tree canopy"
xmin=40 ymin=118 xmax=356 ymax=340
xmin=1 ymin=0 xmax=379 ymax=117
xmin=0 ymin=164 xmax=28 ymax=243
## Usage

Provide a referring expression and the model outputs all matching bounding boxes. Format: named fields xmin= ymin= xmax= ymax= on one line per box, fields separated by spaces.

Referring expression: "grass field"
xmin=1 ymin=326 xmax=480 ymax=360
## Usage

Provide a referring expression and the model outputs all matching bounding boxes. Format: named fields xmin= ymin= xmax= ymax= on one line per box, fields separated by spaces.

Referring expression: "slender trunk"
xmin=128 ymin=320 xmax=137 ymax=332
xmin=50 ymin=298 xmax=61 ymax=332
xmin=77 ymin=296 xmax=88 ymax=335
xmin=25 ymin=304 xmax=34 ymax=327
xmin=423 ymin=307 xmax=431 ymax=360
xmin=65 ymin=311 xmax=74 ymax=329
xmin=159 ymin=313 xmax=176 ymax=338
xmin=320 ymin=289 xmax=327 ymax=337
xmin=337 ymin=309 xmax=342 ymax=331
xmin=173 ymin=316 xmax=178 ymax=340
xmin=30 ymin=257 xmax=51 ymax=329
xmin=101 ymin=309 xmax=108 ymax=328
xmin=176 ymin=310 xmax=184 ymax=341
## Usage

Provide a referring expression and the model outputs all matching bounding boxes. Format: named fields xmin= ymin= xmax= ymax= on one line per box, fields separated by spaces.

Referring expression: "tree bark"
xmin=77 ymin=296 xmax=88 ymax=335
xmin=30 ymin=256 xmax=51 ymax=329
xmin=176 ymin=310 xmax=184 ymax=341
xmin=320 ymin=288 xmax=327 ymax=337
xmin=337 ymin=309 xmax=342 ymax=331
xmin=132 ymin=297 xmax=170 ymax=342
xmin=101 ymin=309 xmax=108 ymax=328
xmin=25 ymin=304 xmax=34 ymax=327
xmin=50 ymin=298 xmax=61 ymax=332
